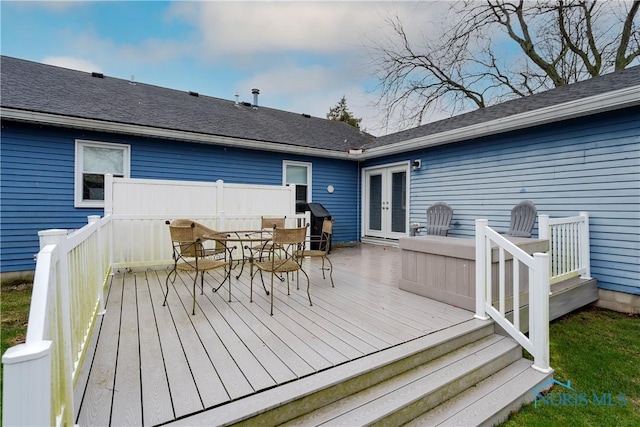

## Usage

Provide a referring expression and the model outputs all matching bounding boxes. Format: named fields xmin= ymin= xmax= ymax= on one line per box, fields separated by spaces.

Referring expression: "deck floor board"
xmin=147 ymin=272 xmax=203 ymax=419
xmin=74 ymin=244 xmax=475 ymax=426
xmin=169 ymin=273 xmax=230 ymax=408
xmin=235 ymin=271 xmax=380 ymax=356
xmin=77 ymin=273 xmax=123 ymax=426
xmin=111 ymin=272 xmax=143 ymax=426
xmin=137 ymin=272 xmax=174 ymax=426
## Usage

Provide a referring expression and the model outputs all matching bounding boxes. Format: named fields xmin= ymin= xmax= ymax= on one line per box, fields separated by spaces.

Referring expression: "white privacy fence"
xmin=107 ymin=175 xmax=297 ymax=216
xmin=110 ymin=213 xmax=308 ymax=269
xmin=475 ymin=219 xmax=552 ymax=373
xmin=106 ymin=176 xmax=307 ymax=268
xmin=2 ymin=215 xmax=112 ymax=427
xmin=539 ymin=212 xmax=591 ymax=284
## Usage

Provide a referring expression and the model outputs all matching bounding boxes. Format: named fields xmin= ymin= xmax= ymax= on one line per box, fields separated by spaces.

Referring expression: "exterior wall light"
xmin=412 ymin=159 xmax=422 ymax=171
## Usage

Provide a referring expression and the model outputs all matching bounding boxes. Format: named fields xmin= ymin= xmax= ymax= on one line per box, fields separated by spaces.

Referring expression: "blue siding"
xmin=3 ymin=106 xmax=639 ymax=296
xmin=365 ymin=107 xmax=640 ymax=295
xmin=0 ymin=122 xmax=359 ymax=272
xmin=300 ymin=156 xmax=360 ymax=244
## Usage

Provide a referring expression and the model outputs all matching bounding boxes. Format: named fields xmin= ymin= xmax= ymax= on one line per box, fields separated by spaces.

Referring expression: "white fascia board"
xmin=359 ymin=85 xmax=640 ymax=159
xmin=0 ymin=108 xmax=355 ymax=160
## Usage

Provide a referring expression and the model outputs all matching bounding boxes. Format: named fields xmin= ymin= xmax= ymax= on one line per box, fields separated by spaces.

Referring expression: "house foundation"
xmin=595 ymin=289 xmax=640 ymax=314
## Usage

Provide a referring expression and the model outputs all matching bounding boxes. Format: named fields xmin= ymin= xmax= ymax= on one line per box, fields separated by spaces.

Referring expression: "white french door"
xmin=363 ymin=164 xmax=409 ymax=239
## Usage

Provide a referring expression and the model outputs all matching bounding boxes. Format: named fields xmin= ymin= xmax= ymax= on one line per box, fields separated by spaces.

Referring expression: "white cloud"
xmin=167 ymin=1 xmax=447 ymax=58
xmin=232 ymin=59 xmax=381 ymax=134
xmin=41 ymin=56 xmax=102 ymax=73
xmin=57 ymin=27 xmax=193 ymax=66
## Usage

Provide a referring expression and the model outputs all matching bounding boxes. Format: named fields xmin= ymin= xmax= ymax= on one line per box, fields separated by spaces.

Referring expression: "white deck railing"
xmin=2 ymin=212 xmax=307 ymax=426
xmin=474 ymin=219 xmax=552 ymax=373
xmin=2 ymin=215 xmax=113 ymax=427
xmin=539 ymin=212 xmax=591 ymax=284
xmin=3 ymin=203 xmax=586 ymax=425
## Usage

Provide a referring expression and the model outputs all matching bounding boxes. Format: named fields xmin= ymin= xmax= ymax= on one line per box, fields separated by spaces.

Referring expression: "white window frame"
xmin=283 ymin=160 xmax=312 ymax=203
xmin=75 ymin=140 xmax=130 ymax=208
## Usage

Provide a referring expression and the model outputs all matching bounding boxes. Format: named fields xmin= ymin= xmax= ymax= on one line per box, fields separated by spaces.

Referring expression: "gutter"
xmin=2 ymin=84 xmax=638 ymax=161
xmin=0 ymin=108 xmax=357 ymax=160
xmin=358 ymin=85 xmax=640 ymax=159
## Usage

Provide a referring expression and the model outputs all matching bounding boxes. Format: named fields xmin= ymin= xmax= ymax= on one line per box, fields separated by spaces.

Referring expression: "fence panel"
xmin=110 ymin=213 xmax=309 ymax=269
xmin=110 ymin=177 xmax=219 ymax=215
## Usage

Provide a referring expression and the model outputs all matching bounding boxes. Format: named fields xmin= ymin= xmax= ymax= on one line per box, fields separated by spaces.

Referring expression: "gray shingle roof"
xmin=1 ymin=56 xmax=374 ymax=152
xmin=2 ymin=55 xmax=639 ymax=154
xmin=368 ymin=64 xmax=640 ymax=149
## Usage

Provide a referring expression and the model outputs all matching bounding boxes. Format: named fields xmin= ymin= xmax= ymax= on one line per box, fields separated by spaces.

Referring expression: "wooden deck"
xmin=74 ymin=244 xmax=475 ymax=426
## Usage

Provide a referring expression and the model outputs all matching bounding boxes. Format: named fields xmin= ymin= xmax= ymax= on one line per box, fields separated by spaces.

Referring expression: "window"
xmin=283 ymin=161 xmax=311 ymax=212
xmin=75 ymin=140 xmax=130 ymax=208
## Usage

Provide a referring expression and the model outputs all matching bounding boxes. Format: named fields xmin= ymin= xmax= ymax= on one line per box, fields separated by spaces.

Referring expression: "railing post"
xmin=538 ymin=214 xmax=549 ymax=240
xmin=2 ymin=341 xmax=53 ymax=427
xmin=537 ymin=214 xmax=552 ymax=289
xmin=37 ymin=229 xmax=75 ymax=422
xmin=290 ymin=184 xmax=297 ymax=214
xmin=216 ymin=179 xmax=224 ymax=215
xmin=104 ymin=173 xmax=113 ymax=215
xmin=475 ymin=219 xmax=490 ymax=320
xmin=88 ymin=215 xmax=107 ymax=315
xmin=39 ymin=229 xmax=68 ymax=250
xmin=531 ymin=252 xmax=552 ymax=373
xmin=579 ymin=212 xmax=592 ymax=279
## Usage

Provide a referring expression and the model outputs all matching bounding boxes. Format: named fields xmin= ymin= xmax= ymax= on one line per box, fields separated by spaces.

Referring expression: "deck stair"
xmin=170 ymin=318 xmax=553 ymax=426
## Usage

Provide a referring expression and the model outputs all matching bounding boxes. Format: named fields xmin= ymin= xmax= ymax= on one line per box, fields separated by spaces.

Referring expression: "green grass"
xmin=500 ymin=306 xmax=640 ymax=426
xmin=1 ymin=279 xmax=34 ymax=418
xmin=1 ymin=280 xmax=33 ymax=353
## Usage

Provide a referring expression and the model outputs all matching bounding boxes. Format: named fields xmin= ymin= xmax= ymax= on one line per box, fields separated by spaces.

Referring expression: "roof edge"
xmin=359 ymin=84 xmax=640 ymax=159
xmin=0 ymin=109 xmax=357 ymax=160
xmin=2 ymin=83 xmax=638 ymax=162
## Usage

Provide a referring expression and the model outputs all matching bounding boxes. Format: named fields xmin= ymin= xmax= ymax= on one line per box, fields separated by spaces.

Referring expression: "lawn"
xmin=500 ymin=306 xmax=640 ymax=426
xmin=1 ymin=279 xmax=33 ymax=418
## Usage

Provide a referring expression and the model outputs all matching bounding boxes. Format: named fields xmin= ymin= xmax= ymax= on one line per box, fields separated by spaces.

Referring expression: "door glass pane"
xmin=369 ymin=174 xmax=382 ymax=231
xmin=391 ymin=171 xmax=406 ymax=233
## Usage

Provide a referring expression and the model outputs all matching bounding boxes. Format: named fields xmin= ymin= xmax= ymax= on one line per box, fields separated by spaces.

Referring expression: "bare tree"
xmin=367 ymin=0 xmax=639 ymax=131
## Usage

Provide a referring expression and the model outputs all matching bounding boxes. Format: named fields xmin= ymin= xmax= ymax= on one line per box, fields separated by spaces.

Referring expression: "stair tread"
xmin=171 ymin=319 xmax=494 ymax=426
xmin=407 ymin=358 xmax=552 ymax=426
xmin=283 ymin=334 xmax=520 ymax=426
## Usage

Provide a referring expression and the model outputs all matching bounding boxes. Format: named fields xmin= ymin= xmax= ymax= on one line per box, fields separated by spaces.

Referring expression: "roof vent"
xmin=91 ymin=72 xmax=104 ymax=78
xmin=234 ymin=93 xmax=240 ymax=108
xmin=301 ymin=113 xmax=311 ymax=118
xmin=242 ymin=101 xmax=252 ymax=107
xmin=251 ymin=88 xmax=259 ymax=110
xmin=129 ymin=75 xmax=136 ymax=85
xmin=189 ymin=91 xmax=199 ymax=97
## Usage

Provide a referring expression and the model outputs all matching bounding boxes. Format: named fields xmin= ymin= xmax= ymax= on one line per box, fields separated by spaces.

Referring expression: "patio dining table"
xmin=203 ymin=230 xmax=279 ymax=292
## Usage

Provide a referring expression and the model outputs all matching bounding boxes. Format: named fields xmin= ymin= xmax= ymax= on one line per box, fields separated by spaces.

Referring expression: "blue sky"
xmin=2 ymin=1 xmax=453 ymax=135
